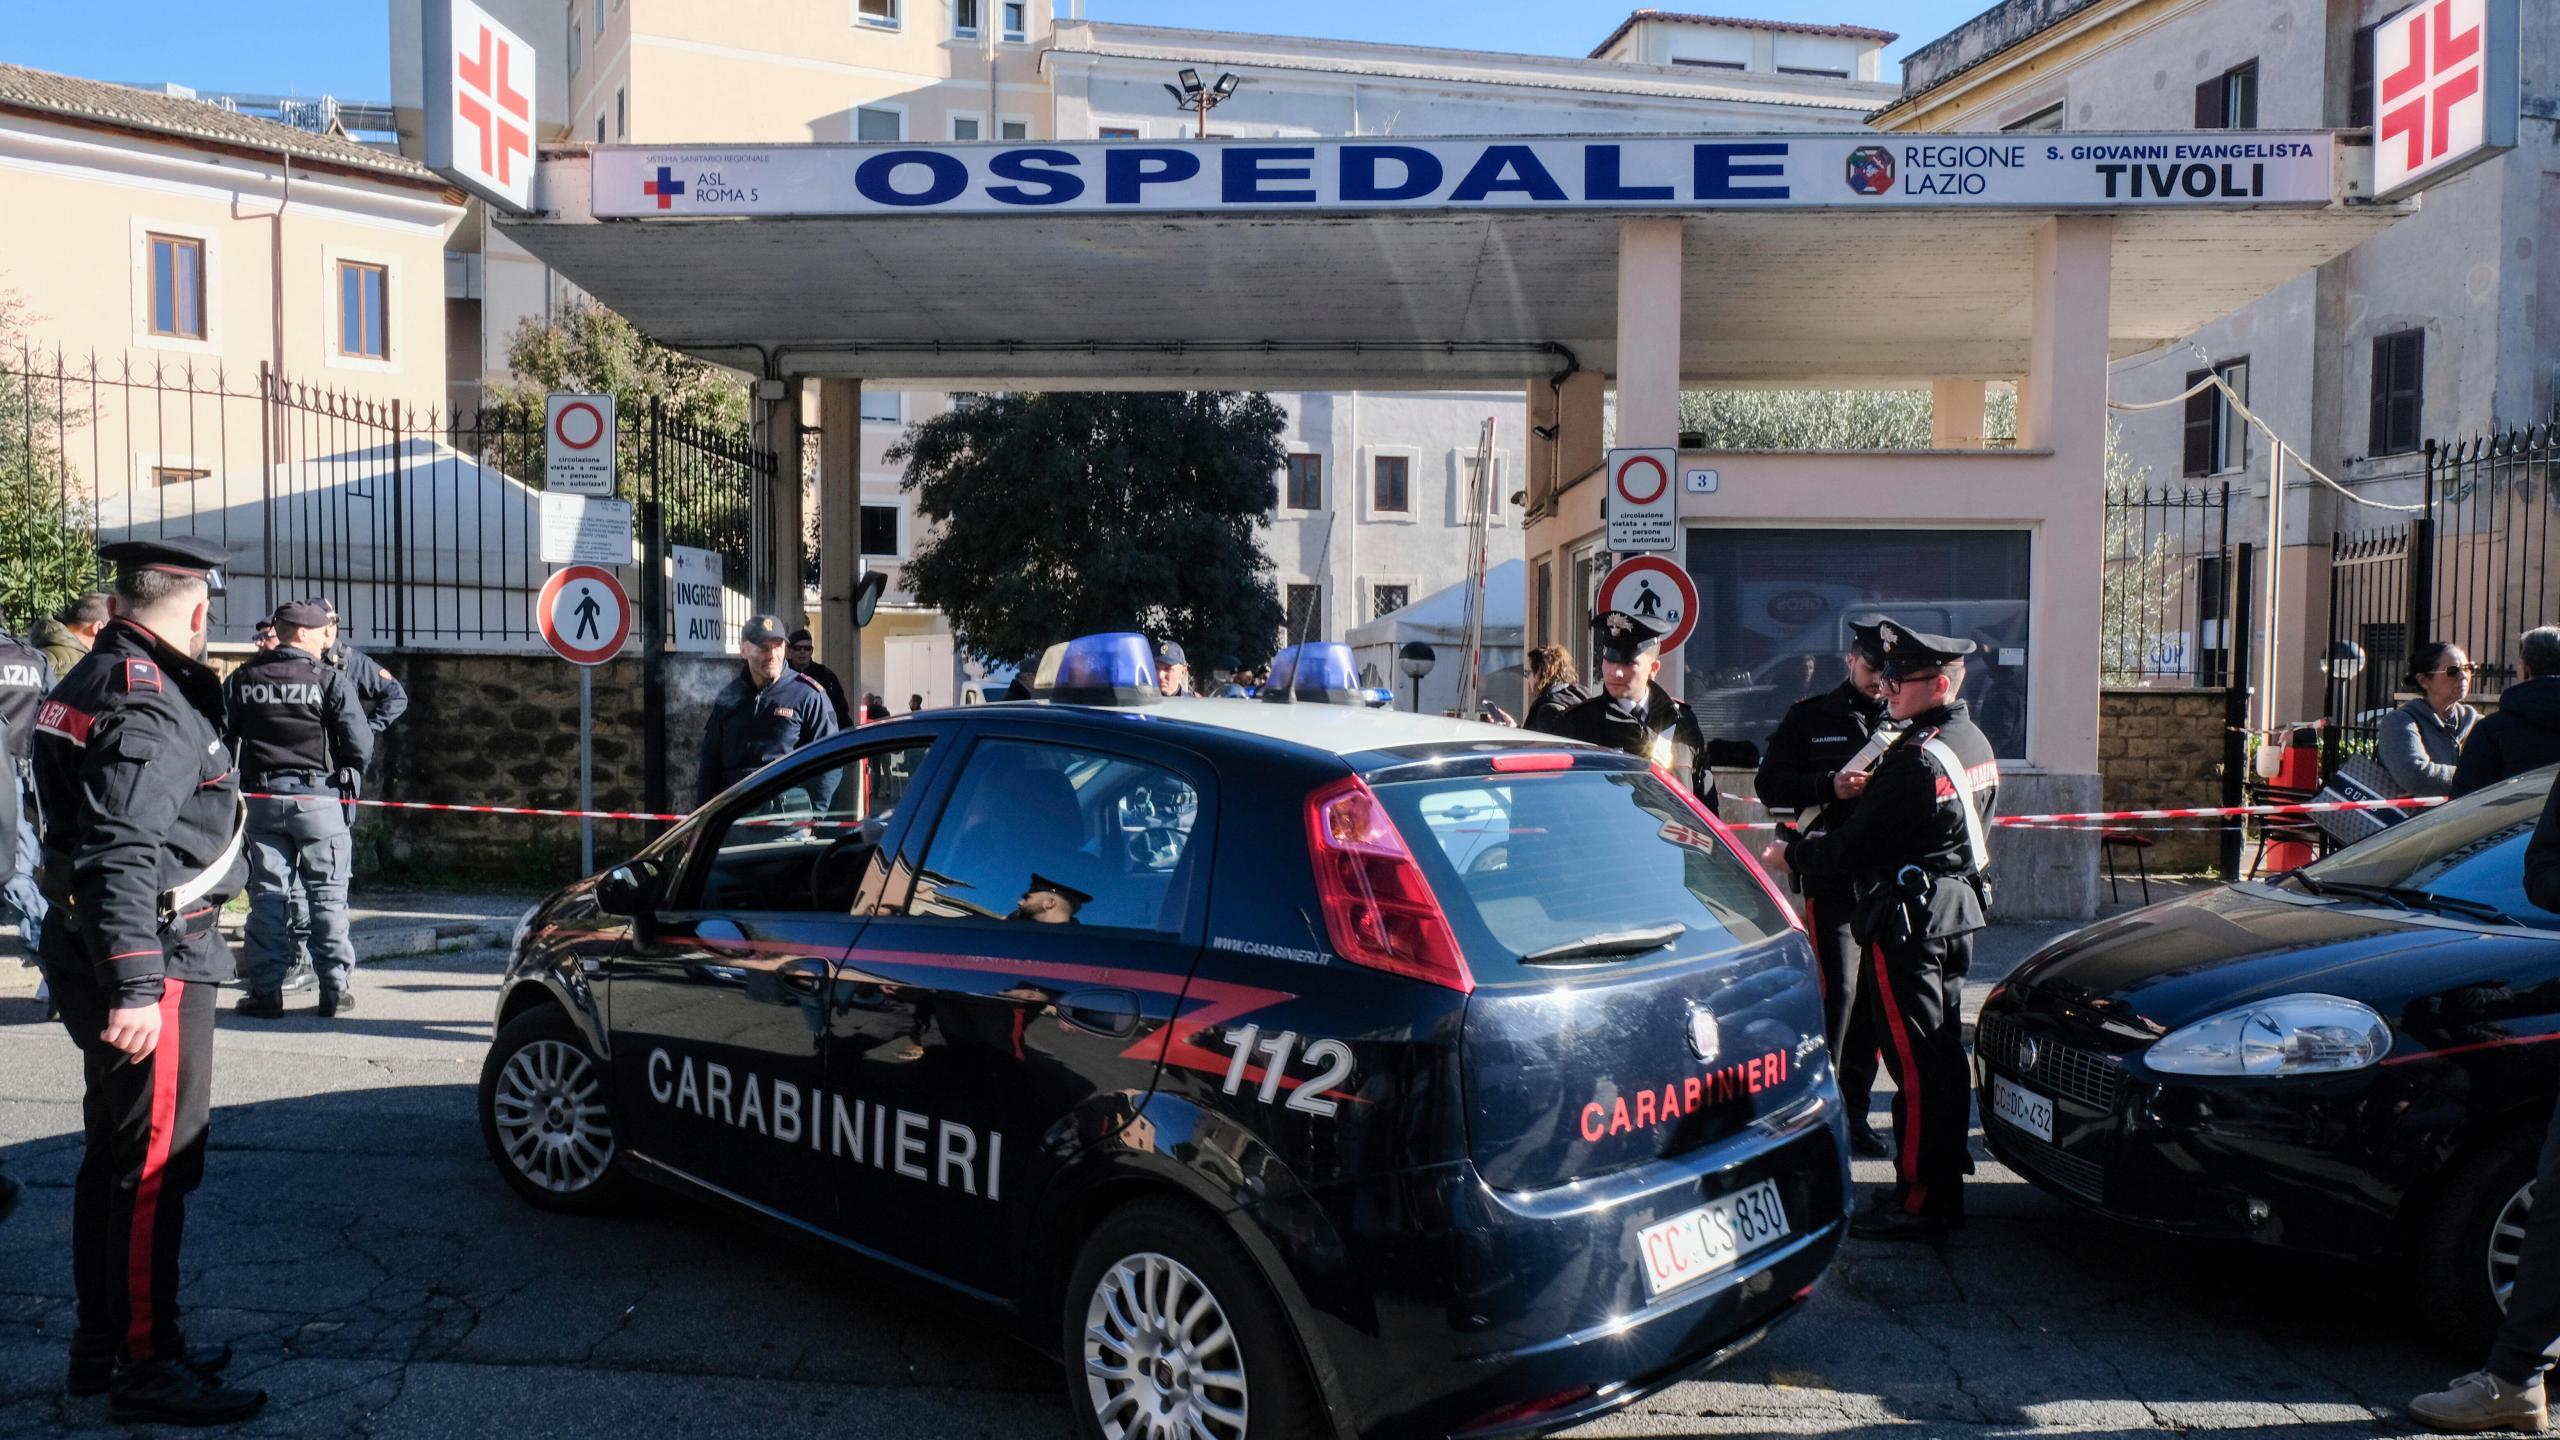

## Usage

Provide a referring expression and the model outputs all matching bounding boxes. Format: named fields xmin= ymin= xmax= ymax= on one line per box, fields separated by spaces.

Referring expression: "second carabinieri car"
xmin=478 ymin=634 xmax=1851 ymax=1439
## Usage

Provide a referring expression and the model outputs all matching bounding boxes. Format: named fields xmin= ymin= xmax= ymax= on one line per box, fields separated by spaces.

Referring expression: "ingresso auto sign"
xmin=590 ymin=133 xmax=2340 ymax=220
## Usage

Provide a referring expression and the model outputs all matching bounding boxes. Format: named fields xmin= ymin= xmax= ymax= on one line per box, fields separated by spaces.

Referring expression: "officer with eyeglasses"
xmin=1783 ymin=620 xmax=1998 ymax=1242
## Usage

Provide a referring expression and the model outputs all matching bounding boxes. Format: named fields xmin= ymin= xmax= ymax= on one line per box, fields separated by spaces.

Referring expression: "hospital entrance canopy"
xmin=499 ymin=132 xmax=2405 ymax=391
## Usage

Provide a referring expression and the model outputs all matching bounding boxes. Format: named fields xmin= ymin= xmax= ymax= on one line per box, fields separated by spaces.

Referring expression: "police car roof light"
xmin=1033 ymin=632 xmax=1163 ymax=707
xmin=1261 ymin=641 xmax=1363 ymax=705
xmin=1303 ymin=774 xmax=1473 ymax=994
xmin=1489 ymin=751 xmax=1574 ymax=773
xmin=1651 ymin=761 xmax=1800 ymax=932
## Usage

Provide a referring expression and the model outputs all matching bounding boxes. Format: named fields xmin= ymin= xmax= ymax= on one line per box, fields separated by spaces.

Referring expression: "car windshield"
xmin=2299 ymin=767 xmax=2560 ymax=929
xmin=1373 ymin=766 xmax=1794 ymax=981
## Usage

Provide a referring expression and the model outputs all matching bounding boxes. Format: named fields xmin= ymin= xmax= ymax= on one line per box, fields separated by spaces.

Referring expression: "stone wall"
xmin=353 ymin=651 xmax=740 ymax=887
xmin=2098 ymin=688 xmax=2233 ymax=875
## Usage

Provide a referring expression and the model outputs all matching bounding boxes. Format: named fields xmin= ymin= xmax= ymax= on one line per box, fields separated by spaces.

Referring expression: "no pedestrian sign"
xmin=546 ymin=393 xmax=616 ymax=495
xmin=1597 ymin=555 xmax=1698 ymax=652
xmin=1606 ymin=447 xmax=1677 ymax=553
xmin=538 ymin=565 xmax=631 ymax=666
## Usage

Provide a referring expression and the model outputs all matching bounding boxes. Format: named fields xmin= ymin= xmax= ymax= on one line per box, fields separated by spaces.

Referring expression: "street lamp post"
xmin=1398 ymin=642 xmax=1437 ymax=715
xmin=1163 ymin=68 xmax=1242 ymax=137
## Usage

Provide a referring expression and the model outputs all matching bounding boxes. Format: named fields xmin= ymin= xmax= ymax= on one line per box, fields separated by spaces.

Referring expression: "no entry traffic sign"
xmin=538 ymin=564 xmax=631 ymax=665
xmin=546 ymin=392 xmax=616 ymax=495
xmin=1606 ymin=447 xmax=1676 ymax=552
xmin=1597 ymin=554 xmax=1698 ymax=652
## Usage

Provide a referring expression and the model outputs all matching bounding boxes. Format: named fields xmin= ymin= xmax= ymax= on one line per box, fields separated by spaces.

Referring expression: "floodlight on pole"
xmin=1168 ymin=68 xmax=1242 ymax=139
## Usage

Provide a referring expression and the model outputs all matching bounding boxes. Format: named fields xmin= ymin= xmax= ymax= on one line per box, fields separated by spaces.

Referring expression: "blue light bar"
xmin=1261 ymin=642 xmax=1363 ymax=705
xmin=1032 ymin=632 xmax=1162 ymax=706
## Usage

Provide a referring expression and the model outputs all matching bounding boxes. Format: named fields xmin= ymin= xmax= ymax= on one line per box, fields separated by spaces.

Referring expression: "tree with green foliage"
xmin=0 ymin=289 xmax=102 ymax=632
xmin=892 ymin=392 xmax=1288 ymax=670
xmin=1676 ymin=388 xmax=2021 ymax=450
xmin=2098 ymin=422 xmax=2182 ymax=684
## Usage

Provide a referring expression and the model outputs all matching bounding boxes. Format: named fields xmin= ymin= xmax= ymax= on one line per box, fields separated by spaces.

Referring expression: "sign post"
xmin=539 ymin=493 xmax=635 ymax=566
xmin=2370 ymin=0 xmax=2518 ymax=203
xmin=545 ymin=393 xmax=617 ymax=495
xmin=1606 ymin=448 xmax=1677 ymax=554
xmin=421 ymin=0 xmax=537 ymax=212
xmin=537 ymin=565 xmax=633 ymax=872
xmin=1596 ymin=555 xmax=1698 ymax=652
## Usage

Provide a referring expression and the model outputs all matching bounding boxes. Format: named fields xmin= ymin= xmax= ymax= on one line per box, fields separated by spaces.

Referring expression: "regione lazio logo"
xmin=1844 ymin=145 xmax=1896 ymax=196
xmin=425 ymin=0 xmax=537 ymax=211
xmin=2374 ymin=0 xmax=2493 ymax=195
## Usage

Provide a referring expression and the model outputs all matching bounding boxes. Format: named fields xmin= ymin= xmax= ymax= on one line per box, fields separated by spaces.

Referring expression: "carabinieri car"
xmin=477 ymin=635 xmax=1845 ymax=1439
xmin=1977 ymin=767 xmax=2560 ymax=1351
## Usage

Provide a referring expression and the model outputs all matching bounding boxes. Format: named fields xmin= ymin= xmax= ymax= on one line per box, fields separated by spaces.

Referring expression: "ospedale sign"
xmin=591 ymin=133 xmax=2339 ymax=219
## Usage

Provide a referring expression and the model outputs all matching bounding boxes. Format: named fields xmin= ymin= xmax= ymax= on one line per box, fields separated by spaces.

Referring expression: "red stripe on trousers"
xmin=1867 ymin=945 xmax=1930 ymax=1216
xmin=1805 ymin=897 xmax=1830 ymax=1003
xmin=124 ymin=979 xmax=185 ymax=1361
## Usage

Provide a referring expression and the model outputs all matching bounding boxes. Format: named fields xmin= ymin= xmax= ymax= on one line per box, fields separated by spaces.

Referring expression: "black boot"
xmin=69 ymin=1340 xmax=233 ymax=1397
xmin=233 ymin=993 xmax=284 ymax=1018
xmin=1847 ymin=1119 xmax=1892 ymax=1160
xmin=318 ymin=990 xmax=356 ymax=1018
xmin=281 ymin=964 xmax=318 ymax=994
xmin=106 ymin=1358 xmax=265 ymax=1426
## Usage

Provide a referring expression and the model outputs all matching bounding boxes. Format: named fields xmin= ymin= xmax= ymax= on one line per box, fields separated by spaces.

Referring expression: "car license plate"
xmin=1991 ymin=1074 xmax=2055 ymax=1144
xmin=1637 ymin=1179 xmax=1788 ymax=1297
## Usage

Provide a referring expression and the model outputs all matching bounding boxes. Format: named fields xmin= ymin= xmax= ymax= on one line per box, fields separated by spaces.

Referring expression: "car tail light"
xmin=1304 ymin=774 xmax=1474 ymax=994
xmin=1652 ymin=763 xmax=1802 ymax=932
xmin=1488 ymin=750 xmax=1574 ymax=773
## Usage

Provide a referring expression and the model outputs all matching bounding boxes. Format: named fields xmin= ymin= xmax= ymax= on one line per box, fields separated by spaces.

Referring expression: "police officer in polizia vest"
xmin=1756 ymin=617 xmax=1893 ymax=1160
xmin=1782 ymin=620 xmax=1998 ymax=1243
xmin=699 ymin=613 xmax=841 ymax=809
xmin=226 ymin=600 xmax=372 ymax=1019
xmin=2 ymin=621 xmax=57 ymax=1000
xmin=30 ymin=536 xmax=266 ymax=1424
xmin=1526 ymin=609 xmax=1720 ymax=815
xmin=311 ymin=597 xmax=408 ymax=737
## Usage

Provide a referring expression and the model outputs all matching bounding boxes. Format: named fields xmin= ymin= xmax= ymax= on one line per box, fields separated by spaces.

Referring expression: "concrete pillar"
xmin=1930 ymin=380 xmax=1987 ymax=450
xmin=2022 ymin=217 xmax=2111 ymax=459
xmin=752 ymin=378 xmax=808 ymax=628
xmin=817 ymin=377 xmax=864 ymax=709
xmin=1614 ymin=218 xmax=1685 ymax=454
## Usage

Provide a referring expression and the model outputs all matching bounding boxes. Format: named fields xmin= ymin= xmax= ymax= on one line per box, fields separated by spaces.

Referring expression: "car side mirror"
xmin=597 ymin=860 xmax=661 ymax=917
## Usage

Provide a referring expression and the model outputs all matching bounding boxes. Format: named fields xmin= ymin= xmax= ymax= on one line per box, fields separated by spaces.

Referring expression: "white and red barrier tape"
xmin=249 ymin=793 xmax=2449 ymax=833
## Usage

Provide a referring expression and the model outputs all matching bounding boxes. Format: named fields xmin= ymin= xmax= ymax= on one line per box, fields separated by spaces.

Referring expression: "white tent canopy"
xmin=1349 ymin=559 xmax=1527 ymax=717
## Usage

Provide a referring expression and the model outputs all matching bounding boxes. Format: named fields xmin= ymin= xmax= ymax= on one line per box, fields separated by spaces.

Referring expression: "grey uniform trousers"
xmin=241 ymin=794 xmax=356 ymax=1000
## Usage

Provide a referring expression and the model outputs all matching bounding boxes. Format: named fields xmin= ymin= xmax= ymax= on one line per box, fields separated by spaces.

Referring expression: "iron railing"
xmin=2101 ymin=482 xmax=2235 ymax=685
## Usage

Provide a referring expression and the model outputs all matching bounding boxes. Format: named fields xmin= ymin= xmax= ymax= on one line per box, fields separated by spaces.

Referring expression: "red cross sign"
xmin=2372 ymin=0 xmax=2517 ymax=201
xmin=424 ymin=0 xmax=539 ymax=212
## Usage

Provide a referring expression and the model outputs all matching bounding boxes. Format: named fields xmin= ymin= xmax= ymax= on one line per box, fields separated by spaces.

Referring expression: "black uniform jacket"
xmin=31 ymin=618 xmax=246 ymax=997
xmin=699 ymin=666 xmax=842 ymax=806
xmin=0 ymin=628 xmax=56 ymax=766
xmin=224 ymin=644 xmax=373 ymax=793
xmin=326 ymin=641 xmax=409 ymax=735
xmin=1784 ymin=701 xmax=1998 ymax=940
xmin=1527 ymin=679 xmax=1722 ymax=815
xmin=1755 ymin=681 xmax=1887 ymax=893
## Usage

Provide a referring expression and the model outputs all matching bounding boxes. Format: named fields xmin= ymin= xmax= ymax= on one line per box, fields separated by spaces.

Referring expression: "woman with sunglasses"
xmin=2378 ymin=640 xmax=2478 ymax=798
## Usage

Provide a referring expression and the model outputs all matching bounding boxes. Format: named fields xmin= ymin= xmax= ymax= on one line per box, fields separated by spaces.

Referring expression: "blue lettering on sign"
xmin=1449 ymin=145 xmax=1568 ymax=203
xmin=854 ymin=150 xmax=969 ymax=208
xmin=987 ymin=148 xmax=1084 ymax=205
xmin=1341 ymin=144 xmax=1442 ymax=202
xmin=1585 ymin=144 xmax=1674 ymax=202
xmin=1106 ymin=147 xmax=1202 ymax=204
xmin=1221 ymin=147 xmax=1318 ymax=204
xmin=1694 ymin=142 xmax=1790 ymax=200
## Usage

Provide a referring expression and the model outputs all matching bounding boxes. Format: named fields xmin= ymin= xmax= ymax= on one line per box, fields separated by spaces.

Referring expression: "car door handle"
xmin=1059 ymin=987 xmax=1141 ymax=1038
xmin=775 ymin=958 xmax=830 ymax=996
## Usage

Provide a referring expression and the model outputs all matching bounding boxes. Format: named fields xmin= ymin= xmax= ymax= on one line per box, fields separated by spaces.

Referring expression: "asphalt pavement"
xmin=0 ymin=911 xmax=2468 ymax=1439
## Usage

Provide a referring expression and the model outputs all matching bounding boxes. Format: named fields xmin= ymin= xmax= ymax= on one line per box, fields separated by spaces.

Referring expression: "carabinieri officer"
xmin=1756 ymin=617 xmax=1893 ymax=1159
xmin=1528 ymin=610 xmax=1720 ymax=814
xmin=30 ymin=536 xmax=265 ymax=1424
xmin=1782 ymin=620 xmax=1998 ymax=1243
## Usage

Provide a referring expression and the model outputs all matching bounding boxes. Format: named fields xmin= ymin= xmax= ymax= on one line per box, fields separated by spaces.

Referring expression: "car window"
xmin=2305 ymin=769 xmax=2560 ymax=928
xmin=691 ymin=742 xmax=933 ymax=913
xmin=1377 ymin=767 xmax=1794 ymax=980
xmin=904 ymin=738 xmax=1200 ymax=933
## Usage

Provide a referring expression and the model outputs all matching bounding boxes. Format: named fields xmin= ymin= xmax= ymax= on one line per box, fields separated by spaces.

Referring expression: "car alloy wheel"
xmin=1083 ymin=1251 xmax=1250 ymax=1440
xmin=492 ymin=1038 xmax=615 ymax=1194
xmin=2491 ymin=1178 xmax=2537 ymax=1311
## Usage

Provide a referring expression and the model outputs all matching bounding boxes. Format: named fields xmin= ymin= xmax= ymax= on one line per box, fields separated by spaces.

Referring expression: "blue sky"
xmin=1 ymin=1 xmax=1994 ymax=99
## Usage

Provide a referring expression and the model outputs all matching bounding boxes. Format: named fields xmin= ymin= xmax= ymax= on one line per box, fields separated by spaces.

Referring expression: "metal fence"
xmin=2101 ymin=482 xmax=2236 ymax=685
xmin=0 ymin=346 xmax=763 ymax=649
xmin=2420 ymin=426 xmax=2560 ymax=697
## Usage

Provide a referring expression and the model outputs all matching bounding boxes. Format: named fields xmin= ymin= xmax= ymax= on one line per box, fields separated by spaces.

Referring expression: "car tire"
xmin=1060 ymin=1197 xmax=1323 ymax=1440
xmin=480 ymin=1003 xmax=632 ymax=1215
xmin=2411 ymin=1123 xmax=2542 ymax=1354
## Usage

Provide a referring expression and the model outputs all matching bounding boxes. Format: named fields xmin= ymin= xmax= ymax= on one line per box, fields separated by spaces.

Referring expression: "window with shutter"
xmin=2370 ymin=330 xmax=2425 ymax=456
xmin=2182 ymin=369 xmax=2216 ymax=476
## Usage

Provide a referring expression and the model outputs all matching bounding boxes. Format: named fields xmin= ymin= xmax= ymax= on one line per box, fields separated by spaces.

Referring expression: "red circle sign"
xmin=553 ymin=400 xmax=606 ymax=451
xmin=538 ymin=565 xmax=632 ymax=665
xmin=1615 ymin=453 xmax=1670 ymax=506
xmin=1597 ymin=555 xmax=1699 ymax=653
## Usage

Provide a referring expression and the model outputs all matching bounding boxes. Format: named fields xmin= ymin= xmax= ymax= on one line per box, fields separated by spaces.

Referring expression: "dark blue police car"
xmin=478 ymin=636 xmax=1845 ymax=1438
